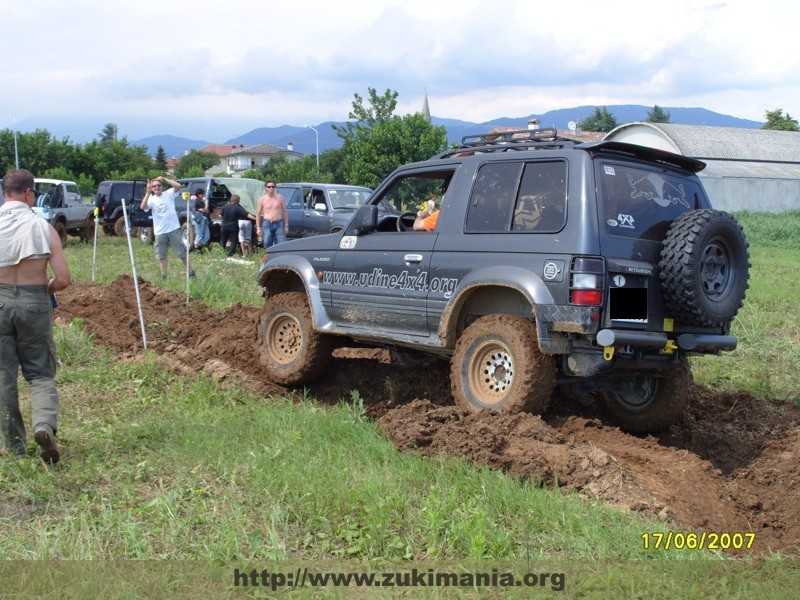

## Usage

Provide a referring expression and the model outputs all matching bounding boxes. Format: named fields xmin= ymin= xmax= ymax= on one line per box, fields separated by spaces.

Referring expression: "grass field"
xmin=1 ymin=212 xmax=798 ymax=596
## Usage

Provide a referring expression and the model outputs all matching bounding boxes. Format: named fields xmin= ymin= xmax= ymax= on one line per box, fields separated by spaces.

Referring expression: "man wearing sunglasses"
xmin=141 ymin=175 xmax=195 ymax=279
xmin=255 ymin=180 xmax=289 ymax=249
xmin=0 ymin=169 xmax=71 ymax=463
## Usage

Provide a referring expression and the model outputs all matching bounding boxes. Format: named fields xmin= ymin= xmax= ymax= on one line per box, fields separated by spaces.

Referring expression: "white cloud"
xmin=1 ymin=0 xmax=797 ymax=141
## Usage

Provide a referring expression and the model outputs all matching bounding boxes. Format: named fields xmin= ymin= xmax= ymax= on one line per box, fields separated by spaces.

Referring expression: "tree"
xmin=319 ymin=148 xmax=346 ymax=184
xmin=763 ymin=108 xmax=799 ymax=131
xmin=154 ymin=145 xmax=168 ymax=171
xmin=647 ymin=105 xmax=671 ymax=123
xmin=172 ymin=150 xmax=219 ymax=178
xmin=580 ymin=107 xmax=618 ymax=133
xmin=99 ymin=123 xmax=118 ymax=147
xmin=336 ymin=88 xmax=449 ymax=188
xmin=260 ymin=154 xmax=334 ymax=183
xmin=333 ymin=88 xmax=399 ymax=137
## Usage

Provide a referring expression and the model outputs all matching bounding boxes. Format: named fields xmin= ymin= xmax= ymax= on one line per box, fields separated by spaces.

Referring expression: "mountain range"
xmin=133 ymin=105 xmax=764 ymax=158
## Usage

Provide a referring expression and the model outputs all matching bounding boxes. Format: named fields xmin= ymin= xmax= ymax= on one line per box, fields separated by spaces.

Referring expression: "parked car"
xmin=32 ymin=179 xmax=95 ymax=245
xmin=93 ymin=179 xmax=150 ymax=237
xmin=255 ymin=128 xmax=750 ymax=434
xmin=277 ymin=183 xmax=374 ymax=237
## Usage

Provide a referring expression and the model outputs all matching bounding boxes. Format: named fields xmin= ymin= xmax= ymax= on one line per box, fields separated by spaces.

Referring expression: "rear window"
xmin=598 ymin=162 xmax=703 ymax=241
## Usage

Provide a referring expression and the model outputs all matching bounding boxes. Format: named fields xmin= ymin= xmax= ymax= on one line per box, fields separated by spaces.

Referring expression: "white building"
xmin=604 ymin=123 xmax=800 ymax=212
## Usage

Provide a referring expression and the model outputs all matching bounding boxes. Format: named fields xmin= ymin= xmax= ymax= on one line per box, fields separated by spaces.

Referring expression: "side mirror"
xmin=345 ymin=204 xmax=379 ymax=236
xmin=314 ymin=203 xmax=327 ymax=212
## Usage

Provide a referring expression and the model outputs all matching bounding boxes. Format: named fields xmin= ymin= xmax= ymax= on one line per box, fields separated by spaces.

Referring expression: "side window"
xmin=310 ymin=190 xmax=326 ymax=210
xmin=465 ymin=162 xmax=522 ymax=232
xmin=367 ymin=170 xmax=455 ymax=232
xmin=65 ymin=184 xmax=81 ymax=203
xmin=511 ymin=161 xmax=567 ymax=233
xmin=283 ymin=188 xmax=303 ymax=209
xmin=110 ymin=184 xmax=133 ymax=203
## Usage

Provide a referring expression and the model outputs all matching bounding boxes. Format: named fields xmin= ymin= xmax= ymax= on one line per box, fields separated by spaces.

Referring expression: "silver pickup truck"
xmin=32 ymin=178 xmax=95 ymax=244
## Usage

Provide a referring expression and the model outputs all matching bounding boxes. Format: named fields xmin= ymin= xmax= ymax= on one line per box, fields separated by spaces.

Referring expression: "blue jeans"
xmin=262 ymin=219 xmax=287 ymax=248
xmin=193 ymin=213 xmax=210 ymax=247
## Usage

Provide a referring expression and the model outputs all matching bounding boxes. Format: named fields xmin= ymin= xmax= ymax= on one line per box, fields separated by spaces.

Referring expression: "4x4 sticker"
xmin=608 ymin=213 xmax=636 ymax=229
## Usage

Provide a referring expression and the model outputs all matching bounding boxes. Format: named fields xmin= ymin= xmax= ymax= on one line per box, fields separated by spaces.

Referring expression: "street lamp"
xmin=305 ymin=124 xmax=319 ymax=173
xmin=10 ymin=115 xmax=19 ymax=169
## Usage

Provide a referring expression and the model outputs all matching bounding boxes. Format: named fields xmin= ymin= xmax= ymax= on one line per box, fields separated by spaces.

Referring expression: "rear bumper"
xmin=596 ymin=328 xmax=737 ymax=353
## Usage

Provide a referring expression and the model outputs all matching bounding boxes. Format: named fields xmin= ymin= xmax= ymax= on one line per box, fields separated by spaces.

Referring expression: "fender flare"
xmin=257 ymin=255 xmax=335 ymax=331
xmin=438 ymin=265 xmax=554 ymax=348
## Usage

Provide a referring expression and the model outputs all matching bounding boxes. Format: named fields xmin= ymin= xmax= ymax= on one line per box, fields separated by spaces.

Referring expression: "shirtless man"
xmin=255 ymin=180 xmax=289 ymax=249
xmin=0 ymin=169 xmax=71 ymax=463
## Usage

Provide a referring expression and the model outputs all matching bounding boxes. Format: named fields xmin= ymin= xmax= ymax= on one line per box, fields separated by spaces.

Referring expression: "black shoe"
xmin=33 ymin=424 xmax=60 ymax=464
xmin=189 ymin=270 xmax=196 ymax=278
xmin=162 ymin=274 xmax=167 ymax=280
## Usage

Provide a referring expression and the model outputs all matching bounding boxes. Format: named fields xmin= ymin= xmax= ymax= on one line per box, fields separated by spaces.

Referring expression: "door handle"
xmin=404 ymin=254 xmax=423 ymax=264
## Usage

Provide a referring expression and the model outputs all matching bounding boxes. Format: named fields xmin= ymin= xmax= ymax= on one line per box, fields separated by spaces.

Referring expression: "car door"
xmin=328 ymin=229 xmax=435 ymax=335
xmin=62 ymin=183 xmax=85 ymax=228
xmin=302 ymin=187 xmax=331 ymax=236
xmin=280 ymin=186 xmax=305 ymax=237
xmin=325 ymin=169 xmax=454 ymax=336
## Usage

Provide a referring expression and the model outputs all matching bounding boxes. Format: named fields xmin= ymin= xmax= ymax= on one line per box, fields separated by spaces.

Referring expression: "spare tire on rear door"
xmin=659 ymin=209 xmax=750 ymax=329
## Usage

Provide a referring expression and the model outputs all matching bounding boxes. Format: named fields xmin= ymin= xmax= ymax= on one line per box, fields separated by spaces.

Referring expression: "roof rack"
xmin=433 ymin=128 xmax=577 ymax=159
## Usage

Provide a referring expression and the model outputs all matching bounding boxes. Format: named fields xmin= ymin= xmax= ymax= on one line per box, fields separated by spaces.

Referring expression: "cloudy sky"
xmin=1 ymin=0 xmax=797 ymax=146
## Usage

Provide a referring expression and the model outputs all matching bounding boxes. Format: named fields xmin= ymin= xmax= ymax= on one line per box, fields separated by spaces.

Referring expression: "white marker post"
xmin=120 ymin=198 xmax=148 ymax=349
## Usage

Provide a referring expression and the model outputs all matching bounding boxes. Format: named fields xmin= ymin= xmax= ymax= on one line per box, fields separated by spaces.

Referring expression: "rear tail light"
xmin=570 ymin=256 xmax=605 ymax=306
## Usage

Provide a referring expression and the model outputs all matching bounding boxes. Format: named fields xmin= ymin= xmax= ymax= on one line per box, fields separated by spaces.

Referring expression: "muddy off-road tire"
xmin=54 ymin=222 xmax=68 ymax=246
xmin=138 ymin=227 xmax=154 ymax=245
xmin=659 ymin=210 xmax=750 ymax=329
xmin=451 ymin=315 xmax=556 ymax=414
xmin=257 ymin=291 xmax=332 ymax=386
xmin=180 ymin=221 xmax=194 ymax=249
xmin=600 ymin=360 xmax=692 ymax=434
xmin=114 ymin=216 xmax=129 ymax=237
xmin=80 ymin=216 xmax=95 ymax=243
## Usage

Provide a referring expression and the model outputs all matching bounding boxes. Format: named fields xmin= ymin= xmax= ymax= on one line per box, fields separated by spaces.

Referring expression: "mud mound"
xmin=57 ymin=277 xmax=800 ymax=556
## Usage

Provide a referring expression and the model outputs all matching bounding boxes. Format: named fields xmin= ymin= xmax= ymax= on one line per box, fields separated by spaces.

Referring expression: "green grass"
xmin=2 ymin=214 xmax=799 ymax=595
xmin=71 ymin=232 xmax=264 ymax=309
xmin=6 ymin=328 xmax=796 ymax=597
xmin=2 ymin=337 xmax=679 ymax=561
xmin=691 ymin=212 xmax=800 ymax=405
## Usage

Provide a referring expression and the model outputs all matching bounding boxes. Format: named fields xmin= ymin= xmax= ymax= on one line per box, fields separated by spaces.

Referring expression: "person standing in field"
xmin=255 ymin=180 xmax=289 ymax=249
xmin=0 ymin=169 xmax=71 ymax=463
xmin=220 ymin=195 xmax=256 ymax=257
xmin=140 ymin=175 xmax=195 ymax=279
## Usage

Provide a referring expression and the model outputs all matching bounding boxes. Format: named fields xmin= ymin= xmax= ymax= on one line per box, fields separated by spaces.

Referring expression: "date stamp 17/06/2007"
xmin=642 ymin=531 xmax=756 ymax=551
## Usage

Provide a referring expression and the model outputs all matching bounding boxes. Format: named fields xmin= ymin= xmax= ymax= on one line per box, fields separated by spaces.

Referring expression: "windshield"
xmin=598 ymin=161 xmax=703 ymax=242
xmin=328 ymin=188 xmax=371 ymax=210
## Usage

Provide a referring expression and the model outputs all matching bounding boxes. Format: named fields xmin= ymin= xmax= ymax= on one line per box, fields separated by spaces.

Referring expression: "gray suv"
xmin=255 ymin=129 xmax=750 ymax=433
xmin=277 ymin=183 xmax=374 ymax=236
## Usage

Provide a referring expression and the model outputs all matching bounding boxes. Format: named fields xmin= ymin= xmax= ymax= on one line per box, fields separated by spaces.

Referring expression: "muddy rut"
xmin=56 ymin=276 xmax=800 ymax=556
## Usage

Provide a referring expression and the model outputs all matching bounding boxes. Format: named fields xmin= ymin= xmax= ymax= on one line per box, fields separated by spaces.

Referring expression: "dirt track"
xmin=56 ymin=276 xmax=800 ymax=556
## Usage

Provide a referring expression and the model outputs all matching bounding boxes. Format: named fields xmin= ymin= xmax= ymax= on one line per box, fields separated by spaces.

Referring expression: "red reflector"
xmin=571 ymin=290 xmax=603 ymax=306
